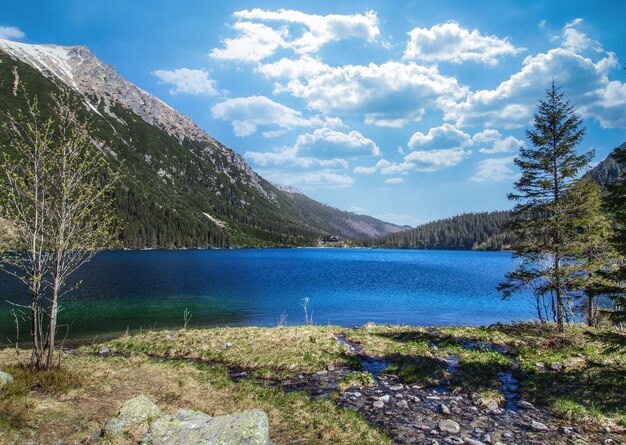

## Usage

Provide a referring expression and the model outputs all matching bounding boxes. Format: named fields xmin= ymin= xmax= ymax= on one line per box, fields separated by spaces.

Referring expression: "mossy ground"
xmin=1 ymin=322 xmax=624 ymax=444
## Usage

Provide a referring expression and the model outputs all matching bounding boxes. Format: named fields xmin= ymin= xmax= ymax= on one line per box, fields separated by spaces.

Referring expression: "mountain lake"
xmin=0 ymin=248 xmax=536 ymax=345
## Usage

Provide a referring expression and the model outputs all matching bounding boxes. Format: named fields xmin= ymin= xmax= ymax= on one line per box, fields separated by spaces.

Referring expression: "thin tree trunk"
xmin=555 ymin=253 xmax=564 ymax=332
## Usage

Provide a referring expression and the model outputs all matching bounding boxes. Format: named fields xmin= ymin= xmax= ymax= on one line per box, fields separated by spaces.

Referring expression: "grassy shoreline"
xmin=1 ymin=322 xmax=624 ymax=444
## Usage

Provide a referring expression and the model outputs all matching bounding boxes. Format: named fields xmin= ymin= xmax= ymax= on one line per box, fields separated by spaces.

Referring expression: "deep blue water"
xmin=0 ymin=249 xmax=535 ymax=344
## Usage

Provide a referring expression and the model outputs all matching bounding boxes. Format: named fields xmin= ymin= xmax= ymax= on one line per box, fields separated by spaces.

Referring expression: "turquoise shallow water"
xmin=0 ymin=248 xmax=535 ymax=344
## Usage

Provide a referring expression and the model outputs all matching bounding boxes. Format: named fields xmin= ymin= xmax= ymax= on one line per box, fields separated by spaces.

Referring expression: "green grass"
xmin=337 ymin=371 xmax=374 ymax=392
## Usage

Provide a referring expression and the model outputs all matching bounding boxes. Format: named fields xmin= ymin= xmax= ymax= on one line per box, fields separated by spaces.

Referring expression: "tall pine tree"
xmin=499 ymin=82 xmax=592 ymax=332
xmin=605 ymin=144 xmax=626 ymax=322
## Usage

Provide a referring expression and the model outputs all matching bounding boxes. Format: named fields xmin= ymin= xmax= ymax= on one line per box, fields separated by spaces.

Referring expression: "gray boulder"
xmin=0 ymin=370 xmax=14 ymax=387
xmin=143 ymin=408 xmax=269 ymax=445
xmin=104 ymin=395 xmax=162 ymax=435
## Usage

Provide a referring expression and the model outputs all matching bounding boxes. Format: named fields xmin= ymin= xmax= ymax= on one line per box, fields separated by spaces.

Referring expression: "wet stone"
xmin=439 ymin=419 xmax=461 ymax=434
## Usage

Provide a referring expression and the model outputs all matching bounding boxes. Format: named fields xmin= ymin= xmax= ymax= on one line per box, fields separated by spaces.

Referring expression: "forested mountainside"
xmin=362 ymin=211 xmax=515 ymax=250
xmin=364 ymin=145 xmax=625 ymax=251
xmin=0 ymin=40 xmax=403 ymax=248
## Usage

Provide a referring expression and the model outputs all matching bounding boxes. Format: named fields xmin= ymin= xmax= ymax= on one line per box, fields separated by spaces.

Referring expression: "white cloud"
xmin=473 ymin=129 xmax=501 ymax=143
xmin=295 ymin=127 xmax=380 ymax=158
xmin=385 ymin=177 xmax=404 ymax=184
xmin=211 ymin=9 xmax=380 ymax=62
xmin=365 ymin=110 xmax=425 ymax=128
xmin=479 ymin=135 xmax=525 ymax=154
xmin=245 ymin=127 xmax=377 ymax=188
xmin=210 ymin=96 xmax=342 ymax=137
xmin=210 ymin=21 xmax=286 ymax=62
xmin=445 ymin=46 xmax=625 ymax=129
xmin=280 ymin=61 xmax=467 ymax=124
xmin=563 ymin=19 xmax=601 ymax=52
xmin=354 ymin=144 xmax=471 ymax=176
xmin=0 ymin=26 xmax=25 ymax=40
xmin=403 ymin=148 xmax=472 ymax=171
xmin=538 ymin=20 xmax=547 ymax=29
xmin=403 ymin=22 xmax=523 ymax=65
xmin=471 ymin=156 xmax=517 ymax=182
xmin=152 ymin=68 xmax=218 ymax=95
xmin=234 ymin=8 xmax=380 ymax=54
xmin=408 ymin=123 xmax=473 ymax=150
xmin=259 ymin=170 xmax=354 ymax=188
xmin=245 ymin=146 xmax=347 ymax=169
xmin=349 ymin=206 xmax=366 ymax=213
xmin=256 ymin=56 xmax=330 ymax=79
xmin=354 ymin=159 xmax=392 ymax=174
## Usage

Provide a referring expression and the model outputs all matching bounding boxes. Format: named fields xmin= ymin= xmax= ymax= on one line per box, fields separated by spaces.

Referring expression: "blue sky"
xmin=2 ymin=1 xmax=625 ymax=226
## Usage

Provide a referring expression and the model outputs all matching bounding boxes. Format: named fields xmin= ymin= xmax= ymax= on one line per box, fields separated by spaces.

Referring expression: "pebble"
xmin=315 ymin=370 xmax=328 ymax=376
xmin=530 ymin=419 xmax=549 ymax=431
xmin=373 ymin=400 xmax=384 ymax=409
xmin=353 ymin=392 xmax=362 ymax=398
xmin=516 ymin=400 xmax=535 ymax=410
xmin=465 ymin=438 xmax=487 ymax=445
xmin=438 ymin=419 xmax=461 ymax=434
xmin=389 ymin=384 xmax=404 ymax=391
xmin=440 ymin=403 xmax=451 ymax=415
xmin=482 ymin=433 xmax=492 ymax=444
xmin=98 ymin=347 xmax=110 ymax=355
xmin=485 ymin=400 xmax=500 ymax=413
xmin=559 ymin=426 xmax=572 ymax=435
xmin=397 ymin=399 xmax=408 ymax=409
xmin=379 ymin=394 xmax=390 ymax=403
xmin=444 ymin=436 xmax=464 ymax=444
xmin=223 ymin=342 xmax=233 ymax=349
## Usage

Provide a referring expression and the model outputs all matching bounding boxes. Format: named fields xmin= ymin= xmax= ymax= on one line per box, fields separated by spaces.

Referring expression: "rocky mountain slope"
xmin=0 ymin=39 xmax=403 ymax=248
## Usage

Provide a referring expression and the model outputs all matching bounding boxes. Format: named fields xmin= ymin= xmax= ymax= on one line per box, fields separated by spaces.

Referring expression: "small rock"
xmin=485 ymin=400 xmax=499 ymax=413
xmin=438 ymin=419 xmax=461 ymax=434
xmin=502 ymin=431 xmax=513 ymax=438
xmin=379 ymin=395 xmax=390 ymax=403
xmin=549 ymin=362 xmax=562 ymax=371
xmin=325 ymin=363 xmax=335 ymax=371
xmin=516 ymin=400 xmax=535 ymax=410
xmin=465 ymin=439 xmax=486 ymax=445
xmin=396 ymin=393 xmax=404 ymax=398
xmin=98 ymin=347 xmax=110 ymax=355
xmin=164 ymin=335 xmax=175 ymax=343
xmin=444 ymin=436 xmax=464 ymax=445
xmin=482 ymin=433 xmax=492 ymax=444
xmin=559 ymin=426 xmax=572 ymax=435
xmin=440 ymin=403 xmax=451 ymax=414
xmin=397 ymin=400 xmax=408 ymax=409
xmin=389 ymin=384 xmax=403 ymax=391
xmin=604 ymin=426 xmax=611 ymax=434
xmin=0 ymin=370 xmax=14 ymax=387
xmin=224 ymin=342 xmax=233 ymax=349
xmin=530 ymin=419 xmax=549 ymax=432
xmin=315 ymin=370 xmax=328 ymax=376
xmin=373 ymin=400 xmax=384 ymax=409
xmin=353 ymin=392 xmax=362 ymax=398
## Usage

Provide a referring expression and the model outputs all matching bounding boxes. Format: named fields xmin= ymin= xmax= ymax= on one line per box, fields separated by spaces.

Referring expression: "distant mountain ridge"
xmin=0 ymin=39 xmax=403 ymax=248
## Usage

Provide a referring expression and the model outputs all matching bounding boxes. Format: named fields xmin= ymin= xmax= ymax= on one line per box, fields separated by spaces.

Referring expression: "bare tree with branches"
xmin=0 ymin=91 xmax=118 ymax=370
